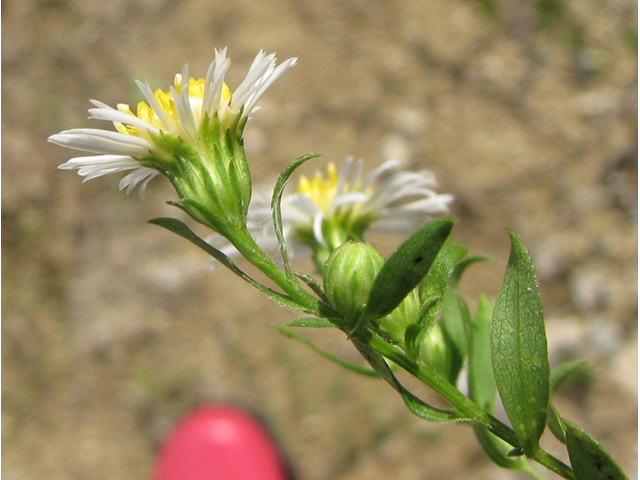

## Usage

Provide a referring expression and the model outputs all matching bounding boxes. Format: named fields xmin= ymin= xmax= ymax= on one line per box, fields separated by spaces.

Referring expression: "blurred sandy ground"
xmin=2 ymin=0 xmax=637 ymax=478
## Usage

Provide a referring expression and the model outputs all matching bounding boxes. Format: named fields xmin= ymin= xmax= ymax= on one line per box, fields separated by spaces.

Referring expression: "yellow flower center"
xmin=115 ymin=75 xmax=232 ymax=136
xmin=297 ymin=163 xmax=339 ymax=212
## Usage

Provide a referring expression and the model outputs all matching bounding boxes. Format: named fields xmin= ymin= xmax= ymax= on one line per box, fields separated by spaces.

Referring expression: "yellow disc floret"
xmin=298 ymin=163 xmax=339 ymax=212
xmin=113 ymin=74 xmax=233 ymax=137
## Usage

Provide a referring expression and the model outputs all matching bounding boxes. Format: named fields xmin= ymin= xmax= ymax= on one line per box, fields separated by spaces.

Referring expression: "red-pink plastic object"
xmin=152 ymin=405 xmax=289 ymax=480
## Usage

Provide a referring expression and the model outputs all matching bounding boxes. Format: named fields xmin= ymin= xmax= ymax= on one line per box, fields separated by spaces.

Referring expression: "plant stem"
xmin=366 ymin=334 xmax=575 ymax=479
xmin=228 ymin=227 xmax=322 ymax=312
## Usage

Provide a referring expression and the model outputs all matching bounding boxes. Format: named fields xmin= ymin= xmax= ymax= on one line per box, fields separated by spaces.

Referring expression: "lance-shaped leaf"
xmin=352 ymin=339 xmax=461 ymax=422
xmin=469 ymin=293 xmax=497 ymax=412
xmin=565 ymin=420 xmax=628 ymax=480
xmin=491 ymin=230 xmax=550 ymax=457
xmin=441 ymin=255 xmax=492 ymax=362
xmin=274 ymin=325 xmax=379 ymax=378
xmin=419 ymin=239 xmax=468 ymax=303
xmin=271 ymin=153 xmax=321 ymax=280
xmin=353 ymin=219 xmax=454 ymax=334
xmin=149 ymin=217 xmax=312 ymax=314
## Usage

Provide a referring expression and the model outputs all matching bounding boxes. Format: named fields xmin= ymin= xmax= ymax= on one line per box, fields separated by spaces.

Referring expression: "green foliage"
xmin=149 ymin=217 xmax=309 ymax=313
xmin=565 ymin=420 xmax=628 ymax=480
xmin=352 ymin=339 xmax=461 ymax=422
xmin=355 ymin=218 xmax=454 ymax=334
xmin=491 ymin=231 xmax=550 ymax=457
xmin=468 ymin=293 xmax=497 ymax=412
xmin=271 ymin=153 xmax=321 ymax=279
xmin=275 ymin=325 xmax=380 ymax=378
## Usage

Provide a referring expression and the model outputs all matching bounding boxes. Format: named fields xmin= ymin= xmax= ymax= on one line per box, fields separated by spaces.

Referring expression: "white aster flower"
xmin=211 ymin=156 xmax=454 ymax=266
xmin=48 ymin=48 xmax=297 ymax=199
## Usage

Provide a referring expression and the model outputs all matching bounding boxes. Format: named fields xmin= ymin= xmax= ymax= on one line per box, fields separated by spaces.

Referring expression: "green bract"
xmin=147 ymin=117 xmax=250 ymax=236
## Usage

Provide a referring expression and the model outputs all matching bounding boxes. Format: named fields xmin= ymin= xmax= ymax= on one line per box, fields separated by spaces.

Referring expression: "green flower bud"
xmin=420 ymin=322 xmax=454 ymax=380
xmin=376 ymin=290 xmax=420 ymax=344
xmin=323 ymin=241 xmax=384 ymax=327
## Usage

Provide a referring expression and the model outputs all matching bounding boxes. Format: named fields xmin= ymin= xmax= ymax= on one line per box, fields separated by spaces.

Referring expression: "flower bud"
xmin=420 ymin=322 xmax=454 ymax=380
xmin=323 ymin=241 xmax=384 ymax=326
xmin=376 ymin=290 xmax=420 ymax=344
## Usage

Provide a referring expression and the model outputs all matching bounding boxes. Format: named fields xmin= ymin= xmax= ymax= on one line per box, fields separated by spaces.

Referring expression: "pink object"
xmin=152 ymin=405 xmax=289 ymax=480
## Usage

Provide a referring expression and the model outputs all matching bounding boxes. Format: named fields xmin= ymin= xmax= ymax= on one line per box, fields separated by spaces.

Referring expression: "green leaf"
xmin=551 ymin=360 xmax=590 ymax=393
xmin=440 ymin=254 xmax=490 ymax=382
xmin=287 ymin=317 xmax=335 ymax=328
xmin=271 ymin=153 xmax=321 ymax=279
xmin=565 ymin=420 xmax=628 ymax=480
xmin=149 ymin=217 xmax=310 ymax=313
xmin=473 ymin=426 xmax=525 ymax=469
xmin=274 ymin=325 xmax=379 ymax=378
xmin=547 ymin=405 xmax=567 ymax=444
xmin=491 ymin=230 xmax=550 ymax=457
xmin=295 ymin=272 xmax=327 ymax=302
xmin=419 ymin=238 xmax=468 ymax=303
xmin=440 ymin=292 xmax=470 ymax=384
xmin=404 ymin=296 xmax=441 ymax=360
xmin=356 ymin=218 xmax=454 ymax=334
xmin=352 ymin=339 xmax=461 ymax=422
xmin=468 ymin=293 xmax=497 ymax=413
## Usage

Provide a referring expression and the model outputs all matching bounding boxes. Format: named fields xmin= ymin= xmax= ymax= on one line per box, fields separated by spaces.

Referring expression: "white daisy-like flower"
xmin=48 ymin=48 xmax=297 ymax=199
xmin=211 ymin=156 xmax=454 ymax=266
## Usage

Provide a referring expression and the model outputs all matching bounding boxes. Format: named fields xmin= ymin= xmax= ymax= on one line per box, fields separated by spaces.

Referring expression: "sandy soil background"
xmin=3 ymin=0 xmax=638 ymax=478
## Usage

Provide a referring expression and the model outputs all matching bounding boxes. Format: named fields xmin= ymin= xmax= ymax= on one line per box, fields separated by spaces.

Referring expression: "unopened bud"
xmin=323 ymin=242 xmax=384 ymax=326
xmin=420 ymin=322 xmax=453 ymax=379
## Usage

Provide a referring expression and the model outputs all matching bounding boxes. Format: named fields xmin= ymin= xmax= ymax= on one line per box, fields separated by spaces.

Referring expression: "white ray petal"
xmin=49 ymin=129 xmax=151 ymax=156
xmin=241 ymin=57 xmax=297 ymax=116
xmin=134 ymin=80 xmax=171 ymax=129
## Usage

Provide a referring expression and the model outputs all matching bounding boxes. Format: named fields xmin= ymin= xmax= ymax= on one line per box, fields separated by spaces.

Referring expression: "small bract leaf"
xmin=565 ymin=420 xmax=628 ymax=480
xmin=287 ymin=317 xmax=335 ymax=328
xmin=491 ymin=230 xmax=550 ymax=457
xmin=360 ymin=218 xmax=454 ymax=327
xmin=275 ymin=326 xmax=379 ymax=377
xmin=272 ymin=153 xmax=322 ymax=279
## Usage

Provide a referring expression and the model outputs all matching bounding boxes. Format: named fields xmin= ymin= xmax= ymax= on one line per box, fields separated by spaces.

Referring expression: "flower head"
xmin=211 ymin=156 xmax=454 ymax=267
xmin=49 ymin=49 xmax=296 ymax=234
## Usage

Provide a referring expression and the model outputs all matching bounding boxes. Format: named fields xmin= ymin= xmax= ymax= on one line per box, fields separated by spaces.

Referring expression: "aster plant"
xmin=49 ymin=50 xmax=628 ymax=480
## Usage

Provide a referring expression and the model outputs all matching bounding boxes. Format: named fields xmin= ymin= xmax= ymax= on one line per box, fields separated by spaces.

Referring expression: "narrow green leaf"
xmin=404 ymin=296 xmax=441 ymax=360
xmin=450 ymin=255 xmax=493 ymax=284
xmin=359 ymin=218 xmax=454 ymax=330
xmin=440 ymin=292 xmax=471 ymax=384
xmin=473 ymin=426 xmax=525 ymax=469
xmin=491 ymin=230 xmax=550 ymax=457
xmin=441 ymin=289 xmax=470 ymax=360
xmin=295 ymin=272 xmax=327 ymax=301
xmin=149 ymin=217 xmax=311 ymax=313
xmin=468 ymin=293 xmax=497 ymax=412
xmin=352 ymin=339 xmax=461 ymax=422
xmin=419 ymin=238 xmax=468 ymax=303
xmin=547 ymin=406 xmax=567 ymax=444
xmin=287 ymin=317 xmax=335 ymax=328
xmin=271 ymin=153 xmax=321 ymax=279
xmin=274 ymin=325 xmax=379 ymax=378
xmin=565 ymin=420 xmax=628 ymax=480
xmin=551 ymin=360 xmax=590 ymax=393
xmin=440 ymin=254 xmax=490 ymax=381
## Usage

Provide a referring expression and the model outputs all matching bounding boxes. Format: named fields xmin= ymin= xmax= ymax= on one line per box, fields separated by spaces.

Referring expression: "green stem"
xmin=366 ymin=334 xmax=574 ymax=480
xmin=227 ymin=226 xmax=322 ymax=312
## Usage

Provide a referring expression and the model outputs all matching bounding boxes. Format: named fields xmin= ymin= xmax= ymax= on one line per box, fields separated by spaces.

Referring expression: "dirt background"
xmin=2 ymin=0 xmax=638 ymax=479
